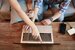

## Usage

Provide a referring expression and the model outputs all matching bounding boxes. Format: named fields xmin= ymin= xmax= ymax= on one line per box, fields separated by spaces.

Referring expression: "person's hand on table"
xmin=41 ymin=19 xmax=52 ymax=25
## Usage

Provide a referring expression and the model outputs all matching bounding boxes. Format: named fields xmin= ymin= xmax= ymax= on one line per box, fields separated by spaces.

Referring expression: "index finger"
xmin=38 ymin=35 xmax=42 ymax=42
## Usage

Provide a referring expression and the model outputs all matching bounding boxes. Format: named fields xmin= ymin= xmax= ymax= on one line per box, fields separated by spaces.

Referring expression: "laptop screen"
xmin=22 ymin=33 xmax=52 ymax=42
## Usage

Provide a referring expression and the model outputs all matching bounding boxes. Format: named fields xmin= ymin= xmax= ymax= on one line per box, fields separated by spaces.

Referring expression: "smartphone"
xmin=59 ymin=23 xmax=66 ymax=34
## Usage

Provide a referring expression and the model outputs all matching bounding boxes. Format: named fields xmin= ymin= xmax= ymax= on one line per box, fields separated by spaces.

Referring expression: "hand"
xmin=32 ymin=26 xmax=42 ymax=41
xmin=27 ymin=10 xmax=34 ymax=18
xmin=41 ymin=19 xmax=52 ymax=25
xmin=25 ymin=25 xmax=42 ymax=41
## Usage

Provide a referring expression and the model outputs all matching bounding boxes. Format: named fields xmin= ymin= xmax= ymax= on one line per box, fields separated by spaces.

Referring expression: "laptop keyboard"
xmin=23 ymin=33 xmax=52 ymax=41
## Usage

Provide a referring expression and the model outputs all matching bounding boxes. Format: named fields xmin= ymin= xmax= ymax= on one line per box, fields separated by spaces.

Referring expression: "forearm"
xmin=52 ymin=0 xmax=71 ymax=21
xmin=51 ymin=11 xmax=61 ymax=21
xmin=17 ymin=10 xmax=36 ymax=28
xmin=32 ymin=7 xmax=39 ymax=22
xmin=8 ymin=0 xmax=36 ymax=28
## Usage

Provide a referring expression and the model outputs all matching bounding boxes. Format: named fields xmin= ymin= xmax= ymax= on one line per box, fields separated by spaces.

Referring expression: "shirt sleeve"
xmin=35 ymin=0 xmax=43 ymax=9
xmin=59 ymin=0 xmax=71 ymax=14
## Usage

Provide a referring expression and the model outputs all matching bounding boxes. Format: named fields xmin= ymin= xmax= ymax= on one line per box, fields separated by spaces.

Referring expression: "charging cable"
xmin=66 ymin=22 xmax=73 ymax=29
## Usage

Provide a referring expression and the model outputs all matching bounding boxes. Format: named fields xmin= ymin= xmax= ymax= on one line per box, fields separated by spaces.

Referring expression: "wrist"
xmin=49 ymin=17 xmax=53 ymax=22
xmin=31 ymin=25 xmax=37 ymax=29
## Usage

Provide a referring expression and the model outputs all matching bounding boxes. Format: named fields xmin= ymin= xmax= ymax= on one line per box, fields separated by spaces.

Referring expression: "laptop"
xmin=20 ymin=25 xmax=54 ymax=44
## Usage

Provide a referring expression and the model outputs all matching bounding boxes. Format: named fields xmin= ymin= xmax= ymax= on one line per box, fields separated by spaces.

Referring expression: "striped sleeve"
xmin=59 ymin=0 xmax=71 ymax=14
xmin=35 ymin=0 xmax=43 ymax=9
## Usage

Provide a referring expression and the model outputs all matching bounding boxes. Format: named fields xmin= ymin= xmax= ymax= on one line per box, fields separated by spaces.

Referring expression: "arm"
xmin=52 ymin=0 xmax=71 ymax=21
xmin=32 ymin=0 xmax=43 ymax=22
xmin=8 ymin=0 xmax=42 ymax=40
xmin=41 ymin=0 xmax=71 ymax=25
xmin=8 ymin=0 xmax=36 ymax=28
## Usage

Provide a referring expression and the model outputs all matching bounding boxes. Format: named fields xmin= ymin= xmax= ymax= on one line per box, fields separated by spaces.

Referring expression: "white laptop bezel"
xmin=20 ymin=25 xmax=54 ymax=44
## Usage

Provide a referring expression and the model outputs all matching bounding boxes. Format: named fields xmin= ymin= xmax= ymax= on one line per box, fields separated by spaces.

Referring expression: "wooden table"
xmin=0 ymin=22 xmax=75 ymax=50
